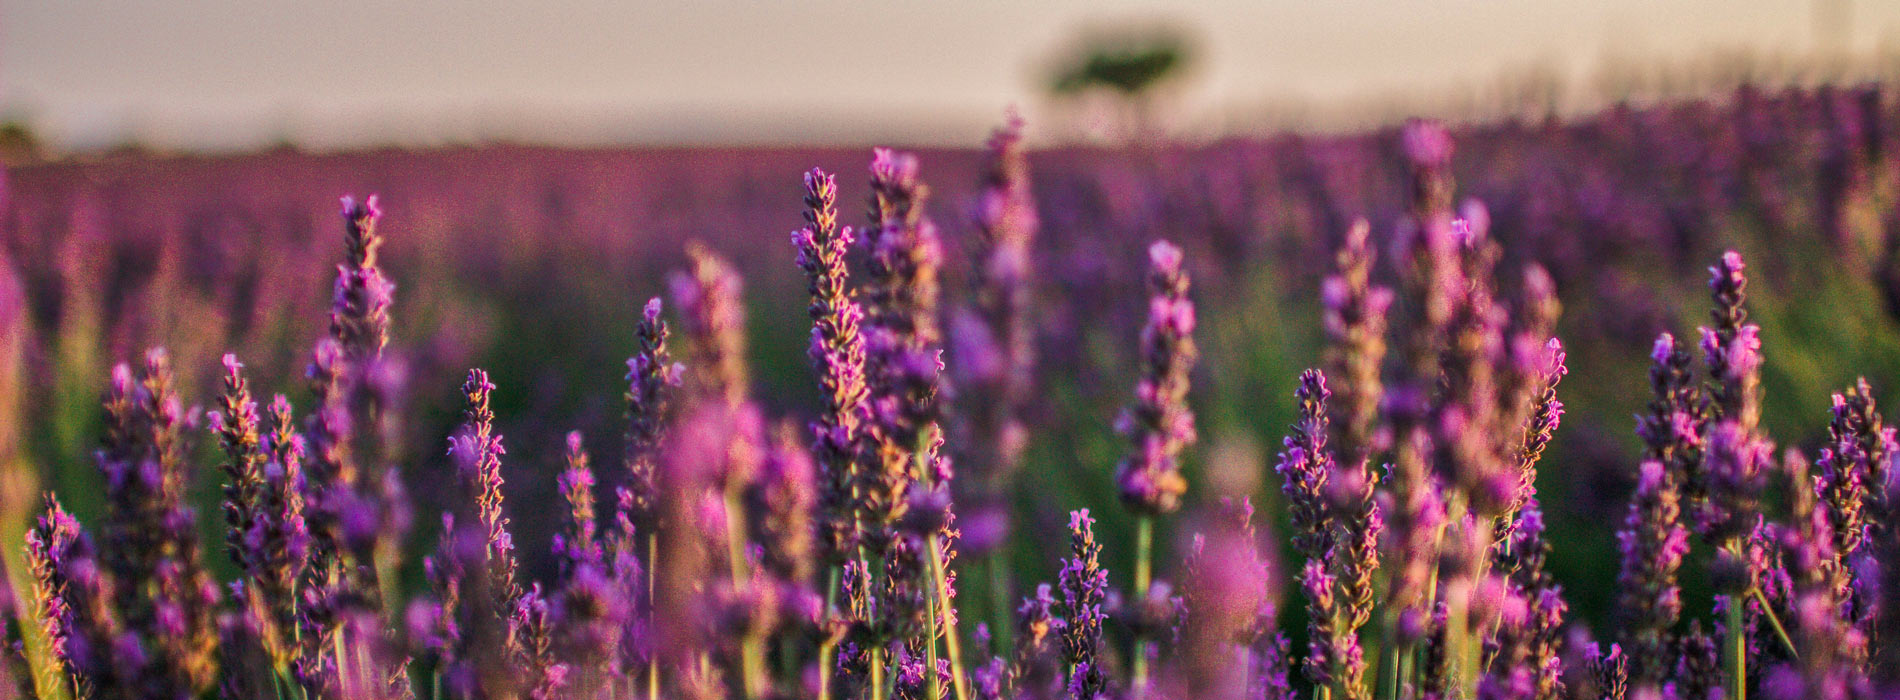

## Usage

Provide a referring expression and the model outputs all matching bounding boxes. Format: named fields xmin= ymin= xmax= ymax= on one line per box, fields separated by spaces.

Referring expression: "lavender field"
xmin=0 ymin=84 xmax=1898 ymax=700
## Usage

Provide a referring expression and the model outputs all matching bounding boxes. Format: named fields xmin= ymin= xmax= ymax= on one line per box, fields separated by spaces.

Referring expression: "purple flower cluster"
xmin=1114 ymin=240 xmax=1197 ymax=516
xmin=953 ymin=115 xmax=1040 ymax=553
xmin=794 ymin=167 xmax=871 ymax=565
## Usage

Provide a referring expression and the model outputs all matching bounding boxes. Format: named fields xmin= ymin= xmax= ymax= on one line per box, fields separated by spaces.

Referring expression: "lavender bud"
xmin=1115 ymin=241 xmax=1198 ymax=516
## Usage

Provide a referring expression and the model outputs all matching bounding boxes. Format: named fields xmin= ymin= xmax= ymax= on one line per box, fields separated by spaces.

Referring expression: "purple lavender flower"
xmin=555 ymin=431 xmax=603 ymax=582
xmin=1008 ymin=583 xmax=1063 ymax=700
xmin=1505 ymin=338 xmax=1566 ymax=520
xmin=748 ymin=424 xmax=818 ymax=585
xmin=1274 ymin=370 xmax=1370 ymax=696
xmin=28 ymin=495 xmax=130 ymax=700
xmin=1698 ymin=422 xmax=1770 ymax=548
xmin=1383 ymin=429 xmax=1448 ymax=648
xmin=1278 ymin=369 xmax=1336 ymax=563
xmin=1328 ymin=473 xmax=1382 ymax=700
xmin=1434 ymin=220 xmax=1517 ymax=517
xmin=1588 ymin=642 xmax=1629 ymax=700
xmin=1491 ymin=498 xmax=1567 ymax=700
xmin=793 ymin=168 xmax=871 ymax=564
xmin=1673 ymin=621 xmax=1719 ymax=700
xmin=1816 ymin=378 xmax=1893 ymax=621
xmin=242 ymin=395 xmax=310 ymax=670
xmin=1253 ymin=634 xmax=1298 ymax=700
xmin=298 ymin=196 xmax=403 ymax=678
xmin=1637 ymin=332 xmax=1706 ymax=519
xmin=1058 ymin=510 xmax=1109 ymax=700
xmin=858 ymin=151 xmax=952 ymax=551
xmin=552 ymin=563 xmax=627 ymax=700
xmin=955 ymin=114 xmax=1041 ymax=551
xmin=1186 ymin=503 xmax=1277 ymax=670
xmin=623 ymin=297 xmax=682 ymax=532
xmin=330 ymin=195 xmax=392 ymax=362
xmin=450 ymin=369 xmax=521 ymax=621
xmin=1477 ymin=575 xmax=1536 ymax=700
xmin=1702 ymin=252 xmax=1759 ymax=428
xmin=511 ymin=585 xmax=566 ymax=700
xmin=96 ymin=349 xmax=220 ymax=696
xmin=1322 ymin=219 xmax=1392 ymax=467
xmin=602 ymin=503 xmax=652 ymax=688
xmin=1614 ymin=461 xmax=1689 ymax=684
xmin=864 ymin=148 xmax=945 ymax=352
xmin=430 ymin=513 xmax=523 ymax=700
xmin=672 ymin=242 xmax=750 ymax=408
xmin=1115 ymin=240 xmax=1198 ymax=516
xmin=215 ymin=354 xmax=267 ymax=574
xmin=651 ymin=403 xmax=748 ymax=678
xmin=1760 ymin=471 xmax=1863 ymax=700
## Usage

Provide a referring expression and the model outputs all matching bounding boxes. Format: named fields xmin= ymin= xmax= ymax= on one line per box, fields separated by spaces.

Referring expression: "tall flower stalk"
xmin=621 ymin=297 xmax=678 ymax=700
xmin=1114 ymin=240 xmax=1196 ymax=695
xmin=955 ymin=115 xmax=1040 ymax=660
xmin=792 ymin=167 xmax=873 ymax=699
xmin=859 ymin=149 xmax=964 ymax=700
xmin=671 ymin=244 xmax=772 ymax=699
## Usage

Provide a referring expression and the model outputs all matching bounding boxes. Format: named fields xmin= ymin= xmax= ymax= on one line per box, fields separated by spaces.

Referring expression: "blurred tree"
xmin=0 ymin=122 xmax=43 ymax=166
xmin=1046 ymin=26 xmax=1196 ymax=143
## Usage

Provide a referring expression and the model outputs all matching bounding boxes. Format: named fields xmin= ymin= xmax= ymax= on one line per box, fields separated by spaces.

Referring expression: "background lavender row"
xmin=3 ymin=84 xmax=1900 ymax=632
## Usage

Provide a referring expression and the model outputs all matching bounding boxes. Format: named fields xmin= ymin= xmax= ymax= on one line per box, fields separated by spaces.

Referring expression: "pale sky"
xmin=3 ymin=0 xmax=1898 ymax=151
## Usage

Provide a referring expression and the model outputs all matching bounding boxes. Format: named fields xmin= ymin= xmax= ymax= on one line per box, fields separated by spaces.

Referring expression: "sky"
xmin=3 ymin=0 xmax=1898 ymax=151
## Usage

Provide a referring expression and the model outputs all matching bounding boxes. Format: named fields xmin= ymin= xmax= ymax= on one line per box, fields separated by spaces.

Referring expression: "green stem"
xmin=1749 ymin=587 xmax=1799 ymax=659
xmin=820 ymin=565 xmax=841 ymax=700
xmin=1375 ymin=610 xmax=1399 ymax=700
xmin=926 ymin=575 xmax=944 ymax=700
xmin=928 ymin=533 xmax=970 ymax=700
xmin=647 ymin=532 xmax=660 ymax=700
xmin=870 ymin=648 xmax=888 ymax=700
xmin=1131 ymin=515 xmax=1154 ymax=696
xmin=725 ymin=486 xmax=764 ymax=700
xmin=332 ymin=626 xmax=351 ymax=699
xmin=1387 ymin=639 xmax=1410 ymax=700
xmin=1726 ymin=589 xmax=1747 ymax=700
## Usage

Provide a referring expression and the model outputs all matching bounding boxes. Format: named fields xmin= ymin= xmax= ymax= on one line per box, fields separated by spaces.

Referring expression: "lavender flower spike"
xmin=555 ymin=431 xmax=603 ymax=582
xmin=215 ymin=354 xmax=268 ymax=577
xmin=256 ymin=395 xmax=310 ymax=670
xmin=1702 ymin=251 xmax=1758 ymax=428
xmin=864 ymin=148 xmax=945 ymax=350
xmin=1613 ymin=461 xmax=1689 ymax=684
xmin=1172 ymin=504 xmax=1273 ymax=700
xmin=451 ymin=369 xmax=520 ymax=614
xmin=1059 ymin=510 xmax=1109 ymax=700
xmin=1636 ymin=332 xmax=1705 ymax=511
xmin=1273 ymin=370 xmax=1354 ymax=693
xmin=1278 ymin=370 xmax=1336 ymax=562
xmin=953 ymin=114 xmax=1040 ymax=558
xmin=27 ymin=494 xmax=124 ymax=700
xmin=1115 ymin=240 xmax=1198 ymax=516
xmin=673 ymin=242 xmax=751 ymax=408
xmin=1508 ymin=338 xmax=1566 ymax=517
xmin=1322 ymin=219 xmax=1391 ymax=467
xmin=332 ymin=195 xmax=392 ymax=361
xmin=1817 ymin=378 xmax=1892 ymax=619
xmin=98 ymin=349 xmax=221 ymax=695
xmin=623 ymin=296 xmax=681 ymax=533
xmin=793 ymin=168 xmax=870 ymax=564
